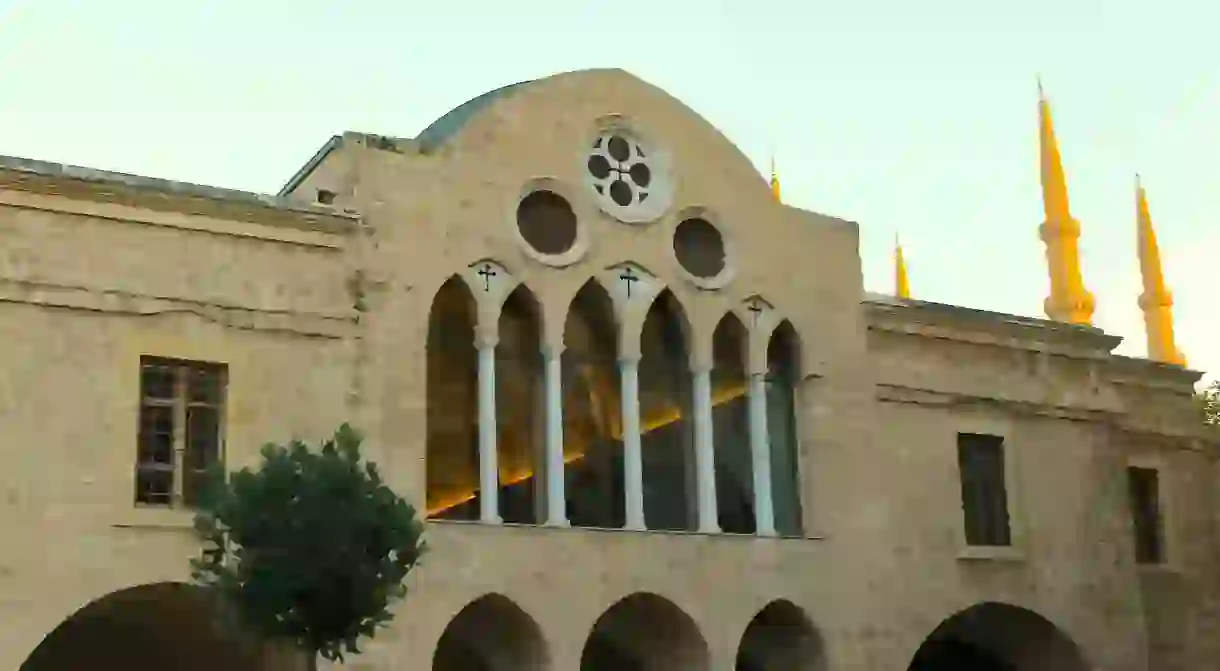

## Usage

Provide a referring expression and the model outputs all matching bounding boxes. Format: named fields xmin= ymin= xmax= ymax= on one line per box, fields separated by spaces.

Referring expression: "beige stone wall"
xmin=0 ymin=193 xmax=357 ymax=668
xmin=2 ymin=68 xmax=1217 ymax=671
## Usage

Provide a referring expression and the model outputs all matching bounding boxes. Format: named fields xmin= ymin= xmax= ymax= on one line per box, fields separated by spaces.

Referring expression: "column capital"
xmin=541 ymin=342 xmax=566 ymax=360
xmin=475 ymin=329 xmax=499 ymax=350
xmin=618 ymin=353 xmax=642 ymax=366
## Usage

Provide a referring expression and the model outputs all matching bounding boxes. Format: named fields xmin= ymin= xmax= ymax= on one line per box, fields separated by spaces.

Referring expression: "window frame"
xmin=957 ymin=432 xmax=1012 ymax=548
xmin=1126 ymin=455 xmax=1176 ymax=570
xmin=135 ymin=356 xmax=228 ymax=509
xmin=951 ymin=415 xmax=1024 ymax=562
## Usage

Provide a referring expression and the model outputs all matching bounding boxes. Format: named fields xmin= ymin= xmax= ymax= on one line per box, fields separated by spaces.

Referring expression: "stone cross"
xmin=619 ymin=267 xmax=640 ymax=298
xmin=748 ymin=299 xmax=763 ymax=327
xmin=477 ymin=263 xmax=497 ymax=292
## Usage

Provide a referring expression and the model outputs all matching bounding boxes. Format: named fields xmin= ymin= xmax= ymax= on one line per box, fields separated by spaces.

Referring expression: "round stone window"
xmin=516 ymin=190 xmax=578 ymax=256
xmin=673 ymin=217 xmax=726 ymax=280
xmin=584 ymin=128 xmax=672 ymax=224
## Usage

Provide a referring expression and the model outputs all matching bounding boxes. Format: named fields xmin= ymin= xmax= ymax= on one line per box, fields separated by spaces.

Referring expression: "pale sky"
xmin=0 ymin=0 xmax=1215 ymax=383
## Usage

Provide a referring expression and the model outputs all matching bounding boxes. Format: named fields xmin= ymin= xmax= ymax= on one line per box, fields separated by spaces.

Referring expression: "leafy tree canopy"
xmin=1201 ymin=380 xmax=1220 ymax=427
xmin=192 ymin=424 xmax=425 ymax=664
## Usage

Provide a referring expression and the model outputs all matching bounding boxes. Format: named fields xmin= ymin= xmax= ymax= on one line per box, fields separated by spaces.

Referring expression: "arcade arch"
xmin=562 ymin=278 xmax=623 ymax=528
xmin=735 ymin=599 xmax=826 ymax=671
xmin=712 ymin=311 xmax=753 ymax=533
xmin=20 ymin=582 xmax=271 ymax=671
xmin=767 ymin=320 xmax=804 ymax=537
xmin=426 ymin=275 xmax=480 ymax=521
xmin=495 ymin=284 xmax=544 ymax=524
xmin=423 ymin=266 xmax=805 ymax=536
xmin=907 ymin=602 xmax=1092 ymax=671
xmin=580 ymin=592 xmax=710 ymax=671
xmin=432 ymin=594 xmax=550 ymax=671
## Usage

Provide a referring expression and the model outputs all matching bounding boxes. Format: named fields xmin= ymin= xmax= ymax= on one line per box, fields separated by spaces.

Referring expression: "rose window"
xmin=584 ymin=130 xmax=670 ymax=224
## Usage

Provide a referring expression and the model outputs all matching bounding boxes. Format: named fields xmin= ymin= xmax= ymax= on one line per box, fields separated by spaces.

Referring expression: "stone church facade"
xmin=1 ymin=69 xmax=1216 ymax=670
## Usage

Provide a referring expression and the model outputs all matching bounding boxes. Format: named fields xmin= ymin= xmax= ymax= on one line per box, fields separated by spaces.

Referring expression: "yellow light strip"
xmin=427 ymin=383 xmax=747 ymax=516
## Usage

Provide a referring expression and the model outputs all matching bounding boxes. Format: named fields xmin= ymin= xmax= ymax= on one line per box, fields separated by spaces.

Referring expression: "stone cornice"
xmin=876 ymin=383 xmax=1119 ymax=423
xmin=1106 ymin=354 xmax=1203 ymax=392
xmin=0 ymin=277 xmax=355 ymax=339
xmin=0 ymin=156 xmax=360 ymax=239
xmin=878 ymin=383 xmax=1216 ymax=453
xmin=865 ymin=295 xmax=1120 ymax=360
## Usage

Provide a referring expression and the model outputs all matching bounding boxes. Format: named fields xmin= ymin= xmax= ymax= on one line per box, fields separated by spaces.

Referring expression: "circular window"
xmin=584 ymin=127 xmax=672 ymax=224
xmin=516 ymin=190 xmax=578 ymax=256
xmin=673 ymin=217 xmax=726 ymax=279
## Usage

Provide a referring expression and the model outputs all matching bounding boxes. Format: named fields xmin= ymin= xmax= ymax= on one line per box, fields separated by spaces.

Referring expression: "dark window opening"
xmin=957 ymin=433 xmax=1011 ymax=547
xmin=516 ymin=190 xmax=578 ymax=256
xmin=673 ymin=217 xmax=726 ymax=279
xmin=1127 ymin=466 xmax=1165 ymax=565
xmin=316 ymin=189 xmax=337 ymax=205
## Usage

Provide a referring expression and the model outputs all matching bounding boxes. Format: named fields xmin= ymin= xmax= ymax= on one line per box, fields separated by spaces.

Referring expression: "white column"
xmin=619 ymin=356 xmax=646 ymax=531
xmin=692 ymin=367 xmax=719 ymax=533
xmin=748 ymin=370 xmax=776 ymax=536
xmin=477 ymin=338 xmax=501 ymax=524
xmin=543 ymin=346 xmax=568 ymax=526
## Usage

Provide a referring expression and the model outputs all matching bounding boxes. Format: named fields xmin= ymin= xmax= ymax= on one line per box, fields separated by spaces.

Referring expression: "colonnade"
xmin=428 ymin=260 xmax=801 ymax=536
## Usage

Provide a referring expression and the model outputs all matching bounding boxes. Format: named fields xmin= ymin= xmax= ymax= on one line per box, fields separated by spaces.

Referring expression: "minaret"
xmin=770 ymin=155 xmax=781 ymax=202
xmin=1135 ymin=176 xmax=1186 ymax=365
xmin=895 ymin=234 xmax=911 ymax=299
xmin=1037 ymin=81 xmax=1095 ymax=324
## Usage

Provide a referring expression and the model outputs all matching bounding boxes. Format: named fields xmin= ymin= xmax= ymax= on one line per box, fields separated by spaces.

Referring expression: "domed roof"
xmin=415 ymin=79 xmax=536 ymax=153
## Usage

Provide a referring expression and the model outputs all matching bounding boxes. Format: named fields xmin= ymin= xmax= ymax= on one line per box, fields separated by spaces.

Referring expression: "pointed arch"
xmin=433 ymin=594 xmax=551 ymax=671
xmin=767 ymin=319 xmax=804 ymax=536
xmin=907 ymin=602 xmax=1091 ymax=671
xmin=426 ymin=275 xmax=480 ymax=520
xmin=495 ymin=283 xmax=544 ymax=524
xmin=639 ymin=288 xmax=696 ymax=530
xmin=712 ymin=311 xmax=754 ymax=533
xmin=736 ymin=599 xmax=826 ymax=671
xmin=563 ymin=278 xmax=623 ymax=529
xmin=580 ymin=592 xmax=709 ymax=671
xmin=21 ymin=582 xmax=269 ymax=670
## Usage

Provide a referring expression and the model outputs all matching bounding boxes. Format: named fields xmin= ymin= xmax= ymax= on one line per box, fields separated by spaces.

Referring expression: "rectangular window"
xmin=136 ymin=357 xmax=227 ymax=507
xmin=1127 ymin=466 xmax=1165 ymax=565
xmin=957 ymin=432 xmax=1012 ymax=547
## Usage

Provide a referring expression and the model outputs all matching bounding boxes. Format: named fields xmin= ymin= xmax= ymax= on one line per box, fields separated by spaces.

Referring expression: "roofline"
xmin=276 ymin=135 xmax=343 ymax=198
xmin=864 ymin=291 xmax=1108 ymax=335
xmin=0 ymin=154 xmax=355 ymax=221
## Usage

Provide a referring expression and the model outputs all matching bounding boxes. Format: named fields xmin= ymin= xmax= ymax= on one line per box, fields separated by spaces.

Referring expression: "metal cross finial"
xmin=477 ymin=264 xmax=497 ymax=292
xmin=619 ymin=267 xmax=640 ymax=298
xmin=748 ymin=299 xmax=763 ymax=327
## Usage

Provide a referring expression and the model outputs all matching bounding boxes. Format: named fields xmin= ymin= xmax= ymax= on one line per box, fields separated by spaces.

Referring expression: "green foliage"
xmin=191 ymin=424 xmax=426 ymax=664
xmin=1200 ymin=380 xmax=1220 ymax=427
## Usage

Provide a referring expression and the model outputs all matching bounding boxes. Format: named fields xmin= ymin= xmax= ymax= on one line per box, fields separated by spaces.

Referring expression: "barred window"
xmin=136 ymin=357 xmax=226 ymax=507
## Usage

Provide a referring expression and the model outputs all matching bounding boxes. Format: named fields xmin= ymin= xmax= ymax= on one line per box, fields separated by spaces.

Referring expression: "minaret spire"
xmin=1037 ymin=81 xmax=1094 ymax=325
xmin=1135 ymin=176 xmax=1186 ymax=365
xmin=770 ymin=153 xmax=781 ymax=202
xmin=895 ymin=233 xmax=911 ymax=299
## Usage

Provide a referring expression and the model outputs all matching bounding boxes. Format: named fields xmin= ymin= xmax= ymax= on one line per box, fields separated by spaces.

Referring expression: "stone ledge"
xmin=876 ymin=383 xmax=1119 ymax=422
xmin=111 ymin=506 xmax=196 ymax=530
xmin=0 ymin=188 xmax=350 ymax=248
xmin=957 ymin=545 xmax=1025 ymax=563
xmin=0 ymin=277 xmax=357 ymax=339
xmin=427 ymin=519 xmax=825 ymax=542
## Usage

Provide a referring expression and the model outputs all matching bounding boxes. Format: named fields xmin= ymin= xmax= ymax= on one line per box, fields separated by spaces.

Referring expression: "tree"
xmin=191 ymin=424 xmax=426 ymax=670
xmin=1200 ymin=380 xmax=1220 ymax=427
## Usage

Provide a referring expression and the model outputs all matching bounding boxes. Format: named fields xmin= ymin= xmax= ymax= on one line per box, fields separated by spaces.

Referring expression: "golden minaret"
xmin=1037 ymin=81 xmax=1095 ymax=324
xmin=770 ymin=155 xmax=781 ymax=202
xmin=1135 ymin=176 xmax=1186 ymax=365
xmin=895 ymin=234 xmax=911 ymax=299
